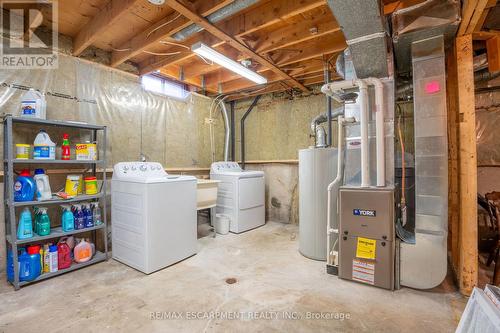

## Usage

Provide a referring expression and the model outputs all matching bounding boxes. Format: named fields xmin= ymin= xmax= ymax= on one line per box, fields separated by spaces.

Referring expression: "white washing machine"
xmin=111 ymin=162 xmax=197 ymax=274
xmin=210 ymin=162 xmax=265 ymax=233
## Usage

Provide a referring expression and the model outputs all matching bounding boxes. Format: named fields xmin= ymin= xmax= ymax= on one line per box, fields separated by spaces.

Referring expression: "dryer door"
xmin=239 ymin=177 xmax=265 ymax=209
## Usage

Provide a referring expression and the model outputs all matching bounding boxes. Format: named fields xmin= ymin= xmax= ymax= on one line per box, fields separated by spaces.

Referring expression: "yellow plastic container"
xmin=65 ymin=175 xmax=81 ymax=198
xmin=84 ymin=177 xmax=98 ymax=195
xmin=16 ymin=144 xmax=30 ymax=159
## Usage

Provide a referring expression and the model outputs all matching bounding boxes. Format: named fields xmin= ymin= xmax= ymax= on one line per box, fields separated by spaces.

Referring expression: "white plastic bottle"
xmin=34 ymin=169 xmax=52 ymax=201
xmin=20 ymin=89 xmax=46 ymax=119
xmin=33 ymin=130 xmax=56 ymax=160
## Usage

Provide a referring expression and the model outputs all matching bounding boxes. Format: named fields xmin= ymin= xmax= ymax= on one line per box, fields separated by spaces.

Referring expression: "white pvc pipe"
xmin=364 ymin=78 xmax=385 ymax=187
xmin=321 ymin=79 xmax=370 ymax=187
xmin=219 ymin=101 xmax=230 ymax=162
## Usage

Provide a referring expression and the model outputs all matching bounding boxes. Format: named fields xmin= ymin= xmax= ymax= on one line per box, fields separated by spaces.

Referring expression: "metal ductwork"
xmin=327 ymin=0 xmax=389 ymax=78
xmin=172 ymin=0 xmax=259 ymax=41
xmin=392 ymin=0 xmax=460 ymax=74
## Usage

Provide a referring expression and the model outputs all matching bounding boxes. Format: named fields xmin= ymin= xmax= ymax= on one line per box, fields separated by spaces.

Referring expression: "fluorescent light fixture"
xmin=191 ymin=42 xmax=267 ymax=85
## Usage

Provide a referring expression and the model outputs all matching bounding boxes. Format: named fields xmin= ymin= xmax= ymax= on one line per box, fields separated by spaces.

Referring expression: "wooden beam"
xmin=486 ymin=36 xmax=500 ymax=72
xmin=73 ymin=0 xmax=140 ymax=56
xmin=446 ymin=43 xmax=460 ymax=274
xmin=111 ymin=0 xmax=233 ymax=67
xmin=465 ymin=0 xmax=489 ymax=34
xmin=165 ymin=0 xmax=310 ymax=92
xmin=456 ymin=34 xmax=478 ymax=296
xmin=139 ymin=0 xmax=326 ymax=74
xmin=251 ymin=14 xmax=340 ymax=54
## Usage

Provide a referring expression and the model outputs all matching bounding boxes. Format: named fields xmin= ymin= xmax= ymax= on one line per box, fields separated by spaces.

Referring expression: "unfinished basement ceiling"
xmin=45 ymin=0 xmax=420 ymax=98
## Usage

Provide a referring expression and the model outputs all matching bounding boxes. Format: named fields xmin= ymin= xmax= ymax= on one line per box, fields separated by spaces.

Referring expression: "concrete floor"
xmin=0 ymin=222 xmax=465 ymax=332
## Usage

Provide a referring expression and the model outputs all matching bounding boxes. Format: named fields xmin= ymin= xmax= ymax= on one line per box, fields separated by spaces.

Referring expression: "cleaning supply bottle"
xmin=61 ymin=205 xmax=74 ymax=232
xmin=73 ymin=204 xmax=85 ymax=230
xmin=57 ymin=239 xmax=72 ymax=270
xmin=61 ymin=133 xmax=71 ymax=160
xmin=82 ymin=203 xmax=93 ymax=228
xmin=20 ymin=88 xmax=46 ymax=119
xmin=48 ymin=245 xmax=58 ymax=272
xmin=6 ymin=250 xmax=14 ymax=282
xmin=14 ymin=169 xmax=36 ymax=202
xmin=33 ymin=130 xmax=56 ymax=160
xmin=17 ymin=207 xmax=33 ymax=240
xmin=18 ymin=248 xmax=33 ymax=281
xmin=37 ymin=207 xmax=50 ymax=236
xmin=26 ymin=245 xmax=42 ymax=278
xmin=91 ymin=202 xmax=102 ymax=226
xmin=42 ymin=244 xmax=50 ymax=273
xmin=74 ymin=239 xmax=92 ymax=263
xmin=34 ymin=168 xmax=52 ymax=201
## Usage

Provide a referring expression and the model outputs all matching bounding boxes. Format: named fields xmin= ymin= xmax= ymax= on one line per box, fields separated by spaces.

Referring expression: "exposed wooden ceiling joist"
xmin=164 ymin=0 xmax=310 ymax=92
xmin=73 ymin=0 xmax=140 ymax=56
xmin=139 ymin=0 xmax=326 ymax=74
xmin=458 ymin=0 xmax=494 ymax=36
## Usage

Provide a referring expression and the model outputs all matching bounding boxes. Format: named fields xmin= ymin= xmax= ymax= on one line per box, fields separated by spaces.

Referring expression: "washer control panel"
xmin=210 ymin=161 xmax=242 ymax=174
xmin=113 ymin=162 xmax=167 ymax=181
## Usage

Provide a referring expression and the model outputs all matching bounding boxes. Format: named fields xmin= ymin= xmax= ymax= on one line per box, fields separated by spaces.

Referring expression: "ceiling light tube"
xmin=191 ymin=42 xmax=268 ymax=85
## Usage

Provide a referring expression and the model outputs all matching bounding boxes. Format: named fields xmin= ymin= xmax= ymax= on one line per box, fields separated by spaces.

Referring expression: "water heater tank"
xmin=299 ymin=147 xmax=338 ymax=260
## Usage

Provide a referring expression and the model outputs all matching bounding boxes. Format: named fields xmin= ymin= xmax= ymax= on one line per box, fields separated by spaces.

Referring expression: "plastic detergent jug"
xmin=34 ymin=169 xmax=52 ymax=201
xmin=74 ymin=239 xmax=92 ymax=263
xmin=17 ymin=207 xmax=33 ymax=240
xmin=73 ymin=204 xmax=85 ymax=230
xmin=37 ymin=207 xmax=50 ymax=236
xmin=20 ymin=88 xmax=46 ymax=119
xmin=26 ymin=245 xmax=42 ymax=278
xmin=91 ymin=202 xmax=102 ymax=226
xmin=6 ymin=251 xmax=14 ymax=282
xmin=61 ymin=205 xmax=74 ymax=232
xmin=18 ymin=248 xmax=40 ymax=282
xmin=57 ymin=240 xmax=72 ymax=270
xmin=82 ymin=203 xmax=93 ymax=228
xmin=33 ymin=130 xmax=56 ymax=160
xmin=48 ymin=245 xmax=58 ymax=272
xmin=14 ymin=169 xmax=36 ymax=202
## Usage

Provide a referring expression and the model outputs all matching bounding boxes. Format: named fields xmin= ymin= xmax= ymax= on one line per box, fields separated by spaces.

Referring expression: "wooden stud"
xmin=73 ymin=0 xmax=140 ymax=56
xmin=165 ymin=0 xmax=310 ymax=92
xmin=446 ymin=42 xmax=460 ymax=275
xmin=486 ymin=36 xmax=500 ymax=72
xmin=456 ymin=34 xmax=478 ymax=296
xmin=465 ymin=0 xmax=490 ymax=34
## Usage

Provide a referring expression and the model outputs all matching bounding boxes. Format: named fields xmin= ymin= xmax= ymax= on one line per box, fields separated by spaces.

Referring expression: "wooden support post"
xmin=446 ymin=44 xmax=460 ymax=276
xmin=486 ymin=36 xmax=500 ymax=72
xmin=456 ymin=34 xmax=478 ymax=296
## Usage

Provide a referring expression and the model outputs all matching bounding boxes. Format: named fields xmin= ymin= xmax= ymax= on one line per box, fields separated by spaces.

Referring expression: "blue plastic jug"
xmin=18 ymin=248 xmax=40 ymax=282
xmin=14 ymin=169 xmax=36 ymax=202
xmin=6 ymin=250 xmax=14 ymax=282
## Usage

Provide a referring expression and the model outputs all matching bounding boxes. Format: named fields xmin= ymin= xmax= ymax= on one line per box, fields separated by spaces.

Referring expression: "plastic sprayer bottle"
xmin=91 ymin=202 xmax=102 ymax=226
xmin=37 ymin=207 xmax=50 ymax=236
xmin=17 ymin=207 xmax=33 ymax=240
xmin=73 ymin=204 xmax=85 ymax=230
xmin=82 ymin=203 xmax=93 ymax=228
xmin=61 ymin=205 xmax=74 ymax=232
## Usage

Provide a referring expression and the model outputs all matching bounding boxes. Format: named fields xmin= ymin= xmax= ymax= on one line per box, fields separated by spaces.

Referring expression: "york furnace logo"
xmin=0 ymin=0 xmax=58 ymax=69
xmin=353 ymin=209 xmax=376 ymax=217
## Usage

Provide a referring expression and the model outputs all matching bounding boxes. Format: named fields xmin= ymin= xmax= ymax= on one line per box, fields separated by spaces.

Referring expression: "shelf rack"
xmin=3 ymin=115 xmax=109 ymax=290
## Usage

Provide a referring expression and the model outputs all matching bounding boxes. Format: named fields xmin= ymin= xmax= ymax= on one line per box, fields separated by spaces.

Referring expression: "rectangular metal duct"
xmin=327 ymin=0 xmax=389 ymax=78
xmin=392 ymin=0 xmax=460 ymax=74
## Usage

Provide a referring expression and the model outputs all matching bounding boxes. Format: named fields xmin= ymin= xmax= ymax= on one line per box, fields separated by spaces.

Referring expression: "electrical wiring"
xmin=159 ymin=41 xmax=190 ymax=50
xmin=146 ymin=13 xmax=182 ymax=38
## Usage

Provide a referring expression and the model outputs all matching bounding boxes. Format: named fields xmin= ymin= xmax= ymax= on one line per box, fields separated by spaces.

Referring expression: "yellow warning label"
xmin=356 ymin=237 xmax=376 ymax=259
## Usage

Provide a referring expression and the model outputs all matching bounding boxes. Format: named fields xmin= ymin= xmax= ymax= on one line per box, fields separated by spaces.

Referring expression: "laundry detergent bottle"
xmin=61 ymin=205 xmax=74 ymax=232
xmin=37 ymin=207 xmax=50 ymax=236
xmin=17 ymin=207 xmax=33 ymax=240
xmin=34 ymin=168 xmax=52 ymax=201
xmin=14 ymin=169 xmax=36 ymax=202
